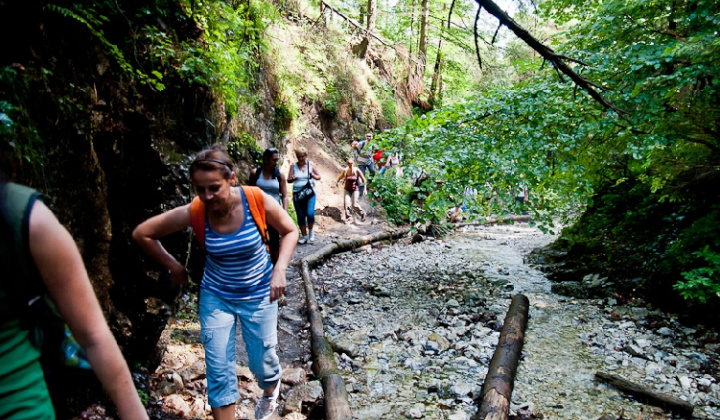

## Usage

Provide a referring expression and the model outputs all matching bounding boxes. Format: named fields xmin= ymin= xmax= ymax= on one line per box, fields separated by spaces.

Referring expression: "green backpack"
xmin=0 ymin=183 xmax=91 ymax=373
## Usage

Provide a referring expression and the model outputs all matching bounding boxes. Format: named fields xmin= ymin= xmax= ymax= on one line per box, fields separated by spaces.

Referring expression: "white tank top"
xmin=292 ymin=162 xmax=312 ymax=192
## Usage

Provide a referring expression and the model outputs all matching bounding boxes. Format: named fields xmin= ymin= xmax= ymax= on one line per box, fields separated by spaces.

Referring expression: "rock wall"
xmin=0 ymin=0 xmax=398 ymax=373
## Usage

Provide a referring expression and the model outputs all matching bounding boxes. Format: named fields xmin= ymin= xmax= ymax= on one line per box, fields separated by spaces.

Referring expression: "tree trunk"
xmin=297 ymin=228 xmax=411 ymax=419
xmin=409 ymin=0 xmax=416 ymax=57
xmin=429 ymin=48 xmax=443 ymax=107
xmin=429 ymin=0 xmax=455 ymax=108
xmin=595 ymin=372 xmax=694 ymax=417
xmin=417 ymin=0 xmax=429 ymax=74
xmin=473 ymin=0 xmax=623 ymax=114
xmin=473 ymin=294 xmax=530 ymax=420
xmin=357 ymin=0 xmax=377 ymax=58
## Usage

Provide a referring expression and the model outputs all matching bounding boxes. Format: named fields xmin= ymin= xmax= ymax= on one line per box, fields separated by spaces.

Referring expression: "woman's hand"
xmin=269 ymin=267 xmax=286 ymax=302
xmin=169 ymin=263 xmax=189 ymax=286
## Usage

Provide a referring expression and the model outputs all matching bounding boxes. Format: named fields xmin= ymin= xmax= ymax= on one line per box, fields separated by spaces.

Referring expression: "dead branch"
xmin=474 ymin=0 xmax=627 ymax=115
xmin=320 ymin=0 xmax=421 ymax=66
xmin=474 ymin=6 xmax=483 ymax=70
xmin=595 ymin=371 xmax=694 ymax=417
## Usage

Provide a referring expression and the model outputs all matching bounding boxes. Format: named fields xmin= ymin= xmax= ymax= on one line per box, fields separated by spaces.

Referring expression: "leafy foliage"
xmin=370 ymin=0 xmax=720 ymax=308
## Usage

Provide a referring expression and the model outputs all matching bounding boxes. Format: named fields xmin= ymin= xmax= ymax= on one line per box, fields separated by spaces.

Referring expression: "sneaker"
xmin=308 ymin=230 xmax=315 ymax=243
xmin=255 ymin=386 xmax=280 ymax=420
xmin=298 ymin=235 xmax=308 ymax=244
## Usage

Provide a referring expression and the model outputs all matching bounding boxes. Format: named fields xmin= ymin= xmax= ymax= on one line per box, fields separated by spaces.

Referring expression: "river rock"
xmin=428 ymin=332 xmax=451 ymax=352
xmin=405 ymin=402 xmax=425 ymax=418
xmin=657 ymin=327 xmax=674 ymax=336
xmin=332 ymin=337 xmax=360 ymax=357
xmin=163 ymin=394 xmax=191 ymax=417
xmin=354 ymin=403 xmax=393 ymax=419
xmin=188 ymin=396 xmax=208 ymax=418
xmin=281 ymin=381 xmax=324 ymax=415
xmin=282 ymin=367 xmax=307 ymax=385
xmin=236 ymin=365 xmax=253 ymax=381
xmin=180 ymin=360 xmax=206 ymax=383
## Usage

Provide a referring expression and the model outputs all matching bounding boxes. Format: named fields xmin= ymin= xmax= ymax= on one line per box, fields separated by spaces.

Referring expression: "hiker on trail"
xmin=447 ymin=203 xmax=464 ymax=223
xmin=351 ymin=132 xmax=377 ymax=196
xmin=132 ymin=144 xmax=298 ymax=420
xmin=336 ymin=158 xmax=367 ymax=224
xmin=0 ymin=181 xmax=149 ymax=420
xmin=381 ymin=150 xmax=402 ymax=177
xmin=250 ymin=147 xmax=288 ymax=264
xmin=372 ymin=147 xmax=385 ymax=174
xmin=287 ymin=146 xmax=321 ymax=244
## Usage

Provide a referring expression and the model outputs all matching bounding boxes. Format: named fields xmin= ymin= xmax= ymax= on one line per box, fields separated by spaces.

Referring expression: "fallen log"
xmin=595 ymin=371 xmax=694 ymax=417
xmin=300 ymin=260 xmax=352 ymax=419
xmin=295 ymin=228 xmax=410 ymax=419
xmin=300 ymin=227 xmax=410 ymax=268
xmin=473 ymin=294 xmax=530 ymax=420
xmin=456 ymin=215 xmax=531 ymax=227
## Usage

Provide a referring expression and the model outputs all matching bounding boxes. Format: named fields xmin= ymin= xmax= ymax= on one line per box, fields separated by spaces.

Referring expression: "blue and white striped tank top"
xmin=200 ymin=188 xmax=273 ymax=302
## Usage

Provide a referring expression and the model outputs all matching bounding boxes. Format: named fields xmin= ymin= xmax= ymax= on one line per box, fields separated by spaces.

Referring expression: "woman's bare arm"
xmin=131 ymin=204 xmax=192 ymax=285
xmin=29 ymin=202 xmax=149 ymax=420
xmin=336 ymin=169 xmax=347 ymax=183
xmin=279 ymin=173 xmax=289 ymax=211
xmin=310 ymin=163 xmax=322 ymax=181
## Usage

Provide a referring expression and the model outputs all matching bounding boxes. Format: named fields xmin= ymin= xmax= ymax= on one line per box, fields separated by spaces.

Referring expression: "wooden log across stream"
xmin=473 ymin=294 xmax=530 ymax=420
xmin=298 ymin=228 xmax=409 ymax=419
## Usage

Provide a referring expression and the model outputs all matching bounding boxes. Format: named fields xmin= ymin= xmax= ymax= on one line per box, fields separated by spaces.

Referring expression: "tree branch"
xmin=475 ymin=0 xmax=627 ymax=115
xmin=491 ymin=21 xmax=502 ymax=45
xmin=474 ymin=5 xmax=483 ymax=71
xmin=320 ymin=0 xmax=422 ymax=65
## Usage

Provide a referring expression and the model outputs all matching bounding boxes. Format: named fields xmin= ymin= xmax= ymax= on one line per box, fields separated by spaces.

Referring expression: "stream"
xmin=311 ymin=223 xmax=720 ymax=420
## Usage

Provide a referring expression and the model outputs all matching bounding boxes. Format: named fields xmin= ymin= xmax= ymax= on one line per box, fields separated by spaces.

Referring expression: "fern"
xmin=45 ymin=4 xmax=165 ymax=90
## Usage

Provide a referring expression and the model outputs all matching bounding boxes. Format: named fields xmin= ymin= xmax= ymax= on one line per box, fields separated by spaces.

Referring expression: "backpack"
xmin=0 ymin=183 xmax=92 ymax=407
xmin=251 ymin=166 xmax=280 ymax=186
xmin=356 ymin=140 xmax=374 ymax=164
xmin=189 ymin=185 xmax=269 ymax=251
xmin=373 ymin=149 xmax=384 ymax=163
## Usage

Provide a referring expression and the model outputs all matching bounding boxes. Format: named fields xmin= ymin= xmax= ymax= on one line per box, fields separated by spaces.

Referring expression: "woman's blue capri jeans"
xmin=199 ymin=289 xmax=282 ymax=408
xmin=293 ymin=194 xmax=316 ymax=227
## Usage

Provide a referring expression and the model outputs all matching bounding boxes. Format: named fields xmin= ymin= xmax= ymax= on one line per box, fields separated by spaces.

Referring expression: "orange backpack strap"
xmin=240 ymin=186 xmax=269 ymax=246
xmin=189 ymin=197 xmax=206 ymax=250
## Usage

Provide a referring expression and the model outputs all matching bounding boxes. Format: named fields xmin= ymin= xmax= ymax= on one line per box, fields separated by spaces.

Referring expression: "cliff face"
xmin=0 ymin=0 xmax=401 ymax=371
xmin=1 ymin=1 xmax=210 ymax=367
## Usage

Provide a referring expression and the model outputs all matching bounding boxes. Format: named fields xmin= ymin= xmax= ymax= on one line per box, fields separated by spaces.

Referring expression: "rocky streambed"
xmin=312 ymin=223 xmax=720 ymax=420
xmin=142 ymin=222 xmax=720 ymax=420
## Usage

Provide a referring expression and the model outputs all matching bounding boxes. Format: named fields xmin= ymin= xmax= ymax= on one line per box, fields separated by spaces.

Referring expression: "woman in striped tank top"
xmin=132 ymin=144 xmax=298 ymax=420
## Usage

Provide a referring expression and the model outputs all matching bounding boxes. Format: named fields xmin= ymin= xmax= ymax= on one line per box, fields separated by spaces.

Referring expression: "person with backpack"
xmin=351 ymin=132 xmax=377 ymax=196
xmin=250 ymin=147 xmax=288 ymax=264
xmin=132 ymin=144 xmax=298 ymax=420
xmin=0 ymin=181 xmax=149 ymax=420
xmin=287 ymin=146 xmax=321 ymax=244
xmin=336 ymin=158 xmax=367 ymax=223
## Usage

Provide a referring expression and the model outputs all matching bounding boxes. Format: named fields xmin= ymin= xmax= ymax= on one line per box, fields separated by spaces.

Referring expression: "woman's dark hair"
xmin=189 ymin=144 xmax=235 ymax=179
xmin=262 ymin=147 xmax=279 ymax=162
